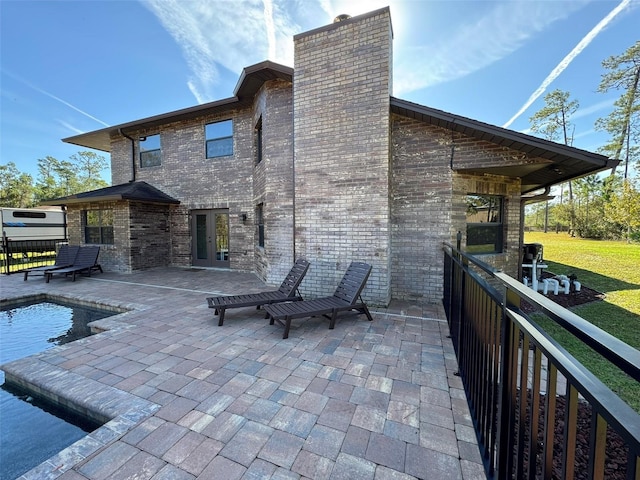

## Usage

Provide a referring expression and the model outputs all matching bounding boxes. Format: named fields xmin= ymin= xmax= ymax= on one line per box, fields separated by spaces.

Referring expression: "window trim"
xmin=465 ymin=195 xmax=504 ymax=254
xmin=205 ymin=119 xmax=234 ymax=159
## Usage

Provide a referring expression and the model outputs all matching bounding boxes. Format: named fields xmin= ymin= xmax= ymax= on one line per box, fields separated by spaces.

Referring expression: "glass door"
xmin=192 ymin=209 xmax=229 ymax=268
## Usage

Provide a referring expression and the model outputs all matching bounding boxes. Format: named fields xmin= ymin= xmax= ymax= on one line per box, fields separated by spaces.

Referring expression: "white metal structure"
xmin=1 ymin=207 xmax=66 ymax=242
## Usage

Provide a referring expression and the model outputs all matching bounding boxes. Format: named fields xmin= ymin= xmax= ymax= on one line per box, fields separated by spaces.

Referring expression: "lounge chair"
xmin=23 ymin=245 xmax=80 ymax=281
xmin=206 ymin=258 xmax=310 ymax=326
xmin=264 ymin=261 xmax=373 ymax=339
xmin=45 ymin=245 xmax=103 ymax=282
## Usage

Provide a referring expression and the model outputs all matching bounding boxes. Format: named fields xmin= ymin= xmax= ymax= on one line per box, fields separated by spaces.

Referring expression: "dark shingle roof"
xmin=41 ymin=181 xmax=180 ymax=206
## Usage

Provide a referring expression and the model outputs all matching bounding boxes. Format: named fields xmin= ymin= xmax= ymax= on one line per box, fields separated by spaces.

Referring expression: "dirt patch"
xmin=521 ymin=271 xmax=606 ymax=314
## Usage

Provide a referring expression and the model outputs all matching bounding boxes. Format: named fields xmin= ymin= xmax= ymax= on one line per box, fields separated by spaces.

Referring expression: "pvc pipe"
xmin=561 ymin=279 xmax=570 ymax=294
xmin=573 ymin=281 xmax=581 ymax=292
xmin=546 ymin=278 xmax=559 ymax=295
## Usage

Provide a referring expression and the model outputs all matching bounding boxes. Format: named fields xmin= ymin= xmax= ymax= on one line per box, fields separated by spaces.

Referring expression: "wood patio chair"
xmin=264 ymin=261 xmax=373 ymax=339
xmin=45 ymin=245 xmax=103 ymax=282
xmin=23 ymin=245 xmax=80 ymax=281
xmin=206 ymin=258 xmax=310 ymax=326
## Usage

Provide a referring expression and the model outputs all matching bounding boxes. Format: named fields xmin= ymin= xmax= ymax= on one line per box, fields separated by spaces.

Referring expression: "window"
xmin=83 ymin=209 xmax=114 ymax=244
xmin=465 ymin=195 xmax=503 ymax=254
xmin=256 ymin=203 xmax=264 ymax=247
xmin=140 ymin=134 xmax=161 ymax=167
xmin=255 ymin=117 xmax=263 ymax=165
xmin=206 ymin=120 xmax=233 ymax=158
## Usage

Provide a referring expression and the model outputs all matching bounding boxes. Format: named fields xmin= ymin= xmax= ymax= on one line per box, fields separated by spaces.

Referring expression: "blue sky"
xmin=1 ymin=0 xmax=638 ymax=183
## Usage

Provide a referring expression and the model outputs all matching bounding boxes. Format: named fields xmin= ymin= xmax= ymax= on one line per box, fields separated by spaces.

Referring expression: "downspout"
xmin=291 ymin=99 xmax=296 ymax=264
xmin=119 ymin=128 xmax=137 ymax=182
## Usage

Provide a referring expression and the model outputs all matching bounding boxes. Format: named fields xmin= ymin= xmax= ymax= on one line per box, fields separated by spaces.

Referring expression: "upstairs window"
xmin=465 ymin=195 xmax=504 ymax=254
xmin=255 ymin=117 xmax=263 ymax=165
xmin=83 ymin=209 xmax=114 ymax=245
xmin=206 ymin=120 xmax=233 ymax=158
xmin=256 ymin=203 xmax=264 ymax=247
xmin=140 ymin=134 xmax=161 ymax=167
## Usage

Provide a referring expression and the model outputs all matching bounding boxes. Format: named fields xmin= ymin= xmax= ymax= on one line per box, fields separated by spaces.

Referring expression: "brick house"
xmin=49 ymin=7 xmax=615 ymax=306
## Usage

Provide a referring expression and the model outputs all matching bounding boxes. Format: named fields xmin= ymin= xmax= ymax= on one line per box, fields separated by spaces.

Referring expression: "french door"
xmin=191 ymin=209 xmax=229 ymax=268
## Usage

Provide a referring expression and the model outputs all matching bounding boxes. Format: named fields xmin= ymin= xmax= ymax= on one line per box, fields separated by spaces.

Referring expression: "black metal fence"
xmin=443 ymin=240 xmax=640 ymax=480
xmin=0 ymin=238 xmax=68 ymax=275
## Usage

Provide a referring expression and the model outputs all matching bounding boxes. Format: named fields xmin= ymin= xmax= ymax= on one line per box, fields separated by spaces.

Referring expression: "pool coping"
xmin=1 ymin=294 xmax=160 ymax=480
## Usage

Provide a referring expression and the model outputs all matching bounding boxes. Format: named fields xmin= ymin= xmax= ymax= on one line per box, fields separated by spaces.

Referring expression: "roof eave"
xmin=62 ymin=62 xmax=293 ymax=153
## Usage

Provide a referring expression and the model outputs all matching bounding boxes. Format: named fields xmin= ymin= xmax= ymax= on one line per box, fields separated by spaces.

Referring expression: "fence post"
xmin=494 ymin=284 xmax=514 ymax=479
xmin=1 ymin=234 xmax=8 ymax=275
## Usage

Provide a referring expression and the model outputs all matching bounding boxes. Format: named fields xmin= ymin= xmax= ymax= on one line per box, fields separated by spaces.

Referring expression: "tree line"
xmin=0 ymin=151 xmax=109 ymax=208
xmin=525 ymin=41 xmax=639 ymax=242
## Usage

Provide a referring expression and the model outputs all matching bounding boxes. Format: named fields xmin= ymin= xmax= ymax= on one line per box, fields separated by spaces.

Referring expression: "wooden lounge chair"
xmin=45 ymin=245 xmax=103 ymax=282
xmin=264 ymin=261 xmax=373 ymax=339
xmin=23 ymin=245 xmax=80 ymax=281
xmin=206 ymin=258 xmax=310 ymax=326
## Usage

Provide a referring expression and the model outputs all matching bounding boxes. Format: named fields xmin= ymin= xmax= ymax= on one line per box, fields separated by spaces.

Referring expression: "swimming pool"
xmin=0 ymin=299 xmax=115 ymax=480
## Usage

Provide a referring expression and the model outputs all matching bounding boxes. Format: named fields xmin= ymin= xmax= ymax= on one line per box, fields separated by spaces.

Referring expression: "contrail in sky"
xmin=502 ymin=0 xmax=632 ymax=129
xmin=39 ymin=87 xmax=110 ymax=127
xmin=263 ymin=0 xmax=276 ymax=60
xmin=5 ymin=69 xmax=110 ymax=127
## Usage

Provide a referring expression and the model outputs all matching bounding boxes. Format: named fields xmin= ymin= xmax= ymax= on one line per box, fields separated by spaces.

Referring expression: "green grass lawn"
xmin=524 ymin=232 xmax=640 ymax=411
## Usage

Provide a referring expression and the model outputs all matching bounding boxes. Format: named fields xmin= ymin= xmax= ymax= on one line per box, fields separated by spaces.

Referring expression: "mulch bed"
xmin=515 ymin=275 xmax=629 ymax=479
xmin=521 ymin=271 xmax=606 ymax=314
xmin=517 ymin=391 xmax=629 ymax=480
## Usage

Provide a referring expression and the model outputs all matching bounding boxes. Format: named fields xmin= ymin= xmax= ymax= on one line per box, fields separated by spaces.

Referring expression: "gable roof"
xmin=63 ymin=61 xmax=293 ymax=152
xmin=41 ymin=181 xmax=180 ymax=206
xmin=390 ymin=97 xmax=618 ymax=195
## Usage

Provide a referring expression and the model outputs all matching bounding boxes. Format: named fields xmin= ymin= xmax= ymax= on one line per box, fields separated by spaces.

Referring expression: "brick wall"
xmin=390 ymin=115 xmax=453 ymax=303
xmin=109 ymin=108 xmax=257 ymax=272
xmin=129 ymin=201 xmax=173 ymax=271
xmin=390 ymin=114 xmax=523 ymax=302
xmin=293 ymin=8 xmax=393 ymax=305
xmin=253 ymin=80 xmax=296 ymax=286
xmin=65 ymin=201 xmax=129 ymax=273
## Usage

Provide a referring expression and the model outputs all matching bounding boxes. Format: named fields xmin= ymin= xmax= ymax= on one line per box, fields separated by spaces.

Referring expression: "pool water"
xmin=0 ymin=300 xmax=114 ymax=480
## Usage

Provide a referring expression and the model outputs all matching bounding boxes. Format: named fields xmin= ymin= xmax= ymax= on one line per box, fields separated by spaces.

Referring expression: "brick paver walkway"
xmin=1 ymin=267 xmax=486 ymax=479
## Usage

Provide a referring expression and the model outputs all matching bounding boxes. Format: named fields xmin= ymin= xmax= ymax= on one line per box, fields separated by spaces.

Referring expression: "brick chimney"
xmin=293 ymin=7 xmax=393 ymax=305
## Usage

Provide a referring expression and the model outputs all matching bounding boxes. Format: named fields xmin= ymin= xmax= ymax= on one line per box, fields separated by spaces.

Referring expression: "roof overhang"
xmin=40 ymin=181 xmax=181 ymax=206
xmin=390 ymin=97 xmax=619 ymax=195
xmin=63 ymin=61 xmax=293 ymax=152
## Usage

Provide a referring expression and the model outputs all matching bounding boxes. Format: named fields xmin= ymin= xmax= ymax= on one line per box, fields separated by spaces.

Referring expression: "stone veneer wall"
xmin=293 ymin=8 xmax=393 ymax=305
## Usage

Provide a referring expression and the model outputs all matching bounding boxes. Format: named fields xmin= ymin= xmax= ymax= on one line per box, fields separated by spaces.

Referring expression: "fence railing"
xmin=0 ymin=238 xmax=68 ymax=275
xmin=443 ymin=240 xmax=640 ymax=480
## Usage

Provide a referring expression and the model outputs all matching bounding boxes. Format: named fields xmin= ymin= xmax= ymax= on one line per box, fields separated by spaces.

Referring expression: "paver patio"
xmin=1 ymin=267 xmax=486 ymax=479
